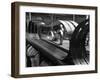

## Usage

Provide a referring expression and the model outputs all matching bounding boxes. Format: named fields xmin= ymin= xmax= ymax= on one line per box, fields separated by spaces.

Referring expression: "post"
xmin=73 ymin=15 xmax=75 ymax=21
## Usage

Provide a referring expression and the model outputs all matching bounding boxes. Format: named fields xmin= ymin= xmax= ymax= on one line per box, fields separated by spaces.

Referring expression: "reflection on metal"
xmin=59 ymin=20 xmax=77 ymax=34
xmin=70 ymin=21 xmax=78 ymax=27
xmin=39 ymin=22 xmax=45 ymax=25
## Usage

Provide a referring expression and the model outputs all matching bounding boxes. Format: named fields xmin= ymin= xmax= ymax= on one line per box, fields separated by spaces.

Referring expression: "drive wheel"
xmin=69 ymin=19 xmax=89 ymax=65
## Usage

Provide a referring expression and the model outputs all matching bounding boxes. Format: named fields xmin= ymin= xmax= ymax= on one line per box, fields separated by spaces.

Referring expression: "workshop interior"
xmin=26 ymin=12 xmax=89 ymax=67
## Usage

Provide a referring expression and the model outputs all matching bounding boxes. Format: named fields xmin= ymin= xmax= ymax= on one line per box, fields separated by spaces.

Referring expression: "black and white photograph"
xmin=26 ymin=13 xmax=90 ymax=67
xmin=11 ymin=2 xmax=97 ymax=78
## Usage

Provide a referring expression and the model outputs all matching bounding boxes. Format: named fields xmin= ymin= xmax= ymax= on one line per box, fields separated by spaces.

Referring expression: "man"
xmin=57 ymin=24 xmax=64 ymax=45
